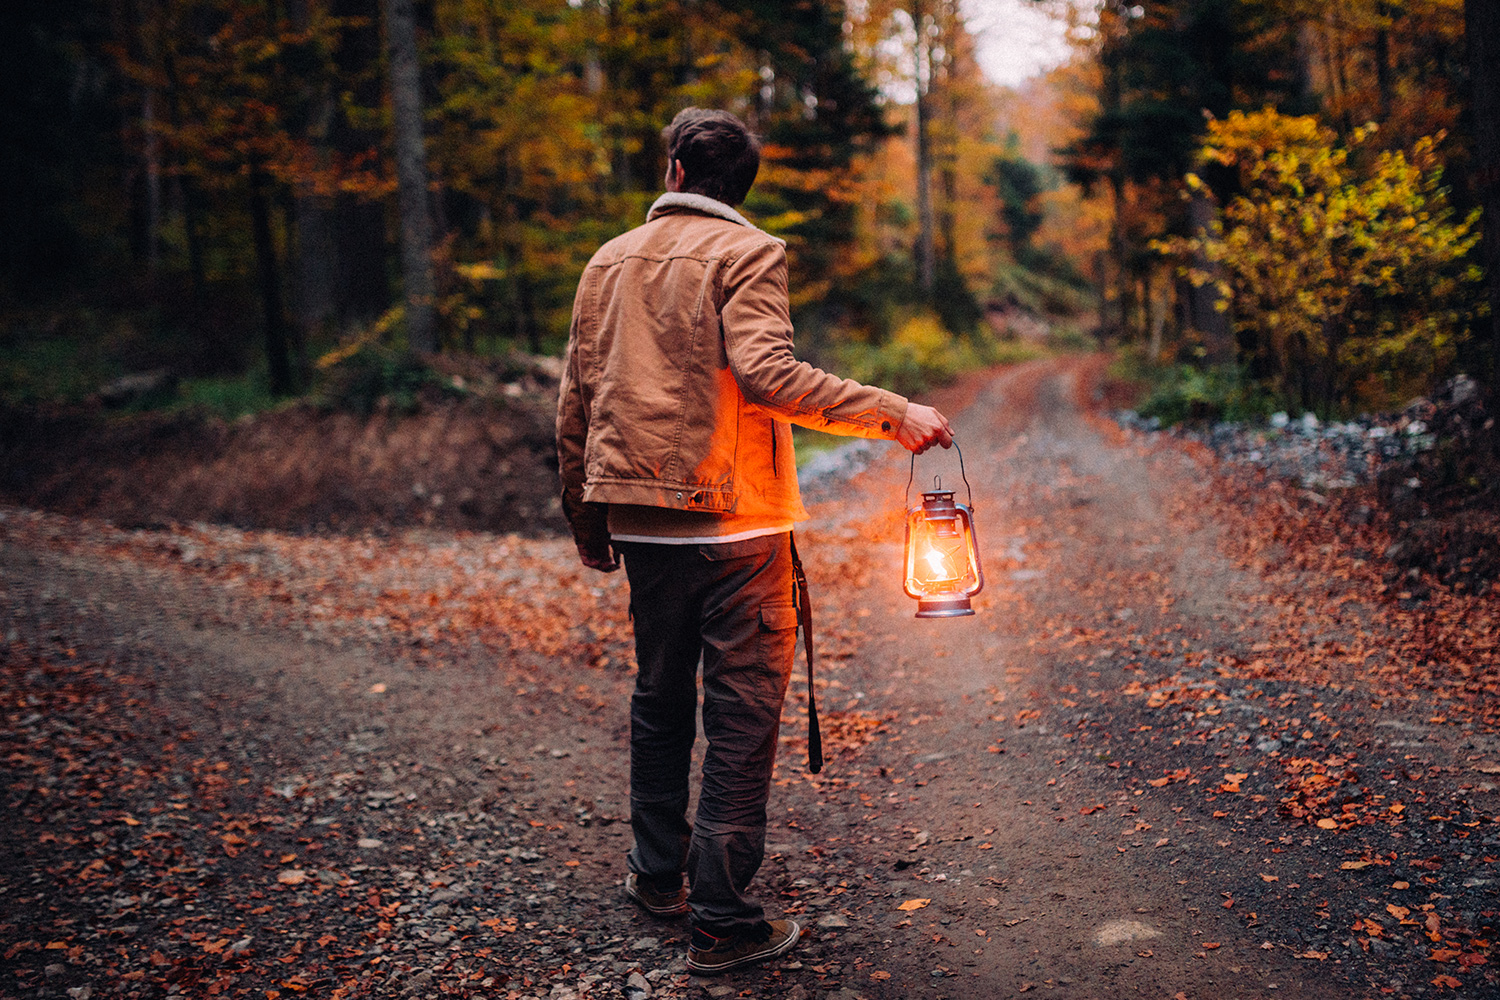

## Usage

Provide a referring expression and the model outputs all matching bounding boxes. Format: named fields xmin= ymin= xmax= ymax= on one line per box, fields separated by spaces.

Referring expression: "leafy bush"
xmin=1155 ymin=109 xmax=1483 ymax=414
xmin=1134 ymin=360 xmax=1276 ymax=425
xmin=178 ymin=372 xmax=280 ymax=419
xmin=1045 ymin=322 xmax=1097 ymax=353
xmin=836 ymin=312 xmax=977 ymax=398
xmin=316 ymin=347 xmax=456 ymax=416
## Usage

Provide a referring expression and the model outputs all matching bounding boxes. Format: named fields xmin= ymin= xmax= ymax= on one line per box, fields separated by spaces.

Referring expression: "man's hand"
xmin=577 ymin=541 xmax=620 ymax=573
xmin=896 ymin=403 xmax=954 ymax=454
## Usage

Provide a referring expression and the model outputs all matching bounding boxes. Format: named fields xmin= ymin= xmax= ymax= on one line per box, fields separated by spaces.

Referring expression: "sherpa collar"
xmin=646 ymin=192 xmax=786 ymax=245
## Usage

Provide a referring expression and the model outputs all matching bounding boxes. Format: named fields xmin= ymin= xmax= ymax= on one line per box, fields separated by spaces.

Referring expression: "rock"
xmin=625 ymin=970 xmax=653 ymax=998
xmin=817 ymin=914 xmax=851 ymax=929
xmin=98 ymin=369 xmax=177 ymax=408
xmin=67 ymin=988 xmax=93 ymax=1000
xmin=629 ymin=937 xmax=659 ymax=951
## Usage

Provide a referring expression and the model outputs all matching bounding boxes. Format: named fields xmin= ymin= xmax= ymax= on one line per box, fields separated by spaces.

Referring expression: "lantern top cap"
xmin=905 ymin=442 xmax=974 ymax=512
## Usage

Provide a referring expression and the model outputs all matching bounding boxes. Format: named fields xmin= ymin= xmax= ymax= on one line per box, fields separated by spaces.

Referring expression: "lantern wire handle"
xmin=905 ymin=441 xmax=972 ymax=509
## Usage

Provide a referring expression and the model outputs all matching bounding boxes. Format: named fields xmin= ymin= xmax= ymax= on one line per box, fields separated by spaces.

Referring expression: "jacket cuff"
xmin=880 ymin=392 xmax=910 ymax=438
xmin=563 ymin=496 xmax=611 ymax=552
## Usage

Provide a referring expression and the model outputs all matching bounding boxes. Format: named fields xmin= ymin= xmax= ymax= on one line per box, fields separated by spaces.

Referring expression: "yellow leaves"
xmin=897 ymin=898 xmax=931 ymax=911
xmin=1160 ymin=108 xmax=1482 ymax=408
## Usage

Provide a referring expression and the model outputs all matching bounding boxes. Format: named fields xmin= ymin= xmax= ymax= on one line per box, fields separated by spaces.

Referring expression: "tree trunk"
xmin=250 ymin=163 xmax=294 ymax=396
xmin=143 ymin=87 xmax=161 ymax=280
xmin=912 ymin=0 xmax=935 ymax=298
xmin=1467 ymin=0 xmax=1500 ymax=400
xmin=1147 ymin=265 xmax=1166 ymax=363
xmin=1375 ymin=2 xmax=1394 ymax=121
xmin=1187 ymin=185 xmax=1233 ymax=361
xmin=333 ymin=0 xmax=390 ymax=329
xmin=383 ymin=0 xmax=436 ymax=354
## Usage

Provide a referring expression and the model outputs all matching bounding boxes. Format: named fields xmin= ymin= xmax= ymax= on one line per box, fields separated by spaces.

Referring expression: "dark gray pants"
xmin=617 ymin=533 xmax=798 ymax=934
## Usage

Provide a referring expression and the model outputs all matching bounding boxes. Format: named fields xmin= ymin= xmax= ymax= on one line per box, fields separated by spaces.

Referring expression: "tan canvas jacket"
xmin=556 ymin=192 xmax=909 ymax=550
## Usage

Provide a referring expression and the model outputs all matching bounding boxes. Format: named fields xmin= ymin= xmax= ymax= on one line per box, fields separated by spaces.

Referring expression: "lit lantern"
xmin=902 ymin=448 xmax=984 ymax=619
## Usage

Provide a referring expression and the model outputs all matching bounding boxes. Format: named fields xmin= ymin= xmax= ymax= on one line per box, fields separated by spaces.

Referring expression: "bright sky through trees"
xmin=961 ymin=0 xmax=1077 ymax=87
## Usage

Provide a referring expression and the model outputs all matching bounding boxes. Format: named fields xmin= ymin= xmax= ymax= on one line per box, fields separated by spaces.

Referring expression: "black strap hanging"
xmin=788 ymin=532 xmax=822 ymax=773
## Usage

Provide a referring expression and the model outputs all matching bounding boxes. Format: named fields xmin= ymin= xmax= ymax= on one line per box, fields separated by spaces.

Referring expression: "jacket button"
xmin=676 ymin=492 xmax=683 ymax=499
xmin=881 ymin=420 xmax=892 ymax=432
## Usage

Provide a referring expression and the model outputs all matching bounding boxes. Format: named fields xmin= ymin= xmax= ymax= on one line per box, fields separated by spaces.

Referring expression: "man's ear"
xmin=665 ymin=158 xmax=686 ymax=193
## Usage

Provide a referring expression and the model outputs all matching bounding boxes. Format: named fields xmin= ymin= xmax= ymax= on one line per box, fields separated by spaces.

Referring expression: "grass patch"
xmin=0 ymin=331 xmax=121 ymax=406
xmin=177 ymin=371 xmax=281 ymax=420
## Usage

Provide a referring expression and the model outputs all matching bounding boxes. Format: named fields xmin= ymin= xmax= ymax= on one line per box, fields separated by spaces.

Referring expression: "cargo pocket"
xmin=758 ymin=602 xmax=799 ymax=684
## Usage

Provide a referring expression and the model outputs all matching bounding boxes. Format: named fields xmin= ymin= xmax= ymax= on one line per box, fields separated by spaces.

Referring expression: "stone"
xmin=817 ymin=914 xmax=851 ymax=929
xmin=625 ymin=970 xmax=652 ymax=998
xmin=1094 ymin=919 xmax=1160 ymax=946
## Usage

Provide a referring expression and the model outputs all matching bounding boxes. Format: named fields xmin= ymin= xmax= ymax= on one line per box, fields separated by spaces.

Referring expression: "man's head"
xmin=661 ymin=108 xmax=761 ymax=207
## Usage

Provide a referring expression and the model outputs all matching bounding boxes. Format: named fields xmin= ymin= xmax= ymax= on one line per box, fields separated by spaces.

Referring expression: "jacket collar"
xmin=646 ymin=192 xmax=786 ymax=245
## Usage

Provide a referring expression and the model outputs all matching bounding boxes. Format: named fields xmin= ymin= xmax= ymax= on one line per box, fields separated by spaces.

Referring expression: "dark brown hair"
xmin=661 ymin=108 xmax=761 ymax=206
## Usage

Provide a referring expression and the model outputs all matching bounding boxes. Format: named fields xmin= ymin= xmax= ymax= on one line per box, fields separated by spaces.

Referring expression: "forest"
xmin=10 ymin=6 xmax=1500 ymax=998
xmin=1 ymin=0 xmax=1497 ymax=431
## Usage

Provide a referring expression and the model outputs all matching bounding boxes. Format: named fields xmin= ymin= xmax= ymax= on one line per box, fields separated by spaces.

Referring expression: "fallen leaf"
xmin=870 ymin=971 xmax=891 ymax=981
xmin=1295 ymin=950 xmax=1329 ymax=960
xmin=1393 ymin=881 xmax=1410 ymax=890
xmin=1261 ymin=874 xmax=1279 ymax=882
xmin=277 ymin=869 xmax=308 ymax=885
xmin=1203 ymin=941 xmax=1221 ymax=950
xmin=1315 ymin=818 xmax=1338 ymax=830
xmin=1340 ymin=861 xmax=1372 ymax=870
xmin=1431 ymin=974 xmax=1462 ymax=989
xmin=369 ymin=682 xmax=387 ymax=693
xmin=897 ymin=898 xmax=930 ymax=912
xmin=1387 ymin=904 xmax=1411 ymax=920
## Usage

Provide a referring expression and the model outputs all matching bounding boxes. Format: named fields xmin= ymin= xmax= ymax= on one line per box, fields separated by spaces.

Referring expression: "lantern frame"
xmin=902 ymin=443 xmax=984 ymax=618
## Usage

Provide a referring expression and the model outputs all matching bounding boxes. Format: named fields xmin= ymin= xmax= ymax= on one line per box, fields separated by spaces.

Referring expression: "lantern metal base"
xmin=914 ymin=596 xmax=975 ymax=619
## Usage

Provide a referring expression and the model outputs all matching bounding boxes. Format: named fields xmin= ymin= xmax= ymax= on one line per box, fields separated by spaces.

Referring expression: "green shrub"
xmin=178 ymin=372 xmax=280 ymax=419
xmin=1135 ymin=361 xmax=1276 ymax=425
xmin=317 ymin=347 xmax=455 ymax=416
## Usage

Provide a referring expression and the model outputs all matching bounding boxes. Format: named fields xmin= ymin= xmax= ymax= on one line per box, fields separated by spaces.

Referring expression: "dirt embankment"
xmin=0 ymin=360 xmax=566 ymax=536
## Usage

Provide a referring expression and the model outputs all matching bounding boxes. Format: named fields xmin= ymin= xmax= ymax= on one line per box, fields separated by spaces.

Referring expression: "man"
xmin=556 ymin=107 xmax=952 ymax=976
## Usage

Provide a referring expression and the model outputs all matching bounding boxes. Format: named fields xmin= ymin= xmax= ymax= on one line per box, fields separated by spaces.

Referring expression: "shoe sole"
xmin=686 ymin=920 xmax=801 ymax=975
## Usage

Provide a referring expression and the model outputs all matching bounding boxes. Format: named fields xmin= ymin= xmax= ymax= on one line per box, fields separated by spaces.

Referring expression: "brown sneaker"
xmin=686 ymin=919 xmax=801 ymax=975
xmin=624 ymin=872 xmax=690 ymax=917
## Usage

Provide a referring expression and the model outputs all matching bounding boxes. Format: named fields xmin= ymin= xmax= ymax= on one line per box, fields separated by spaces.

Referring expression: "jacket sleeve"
xmin=719 ymin=240 xmax=909 ymax=439
xmin=555 ymin=279 xmax=611 ymax=552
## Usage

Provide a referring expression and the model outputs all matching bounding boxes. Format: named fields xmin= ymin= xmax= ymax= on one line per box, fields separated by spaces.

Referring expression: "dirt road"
xmin=3 ymin=356 xmax=1496 ymax=999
